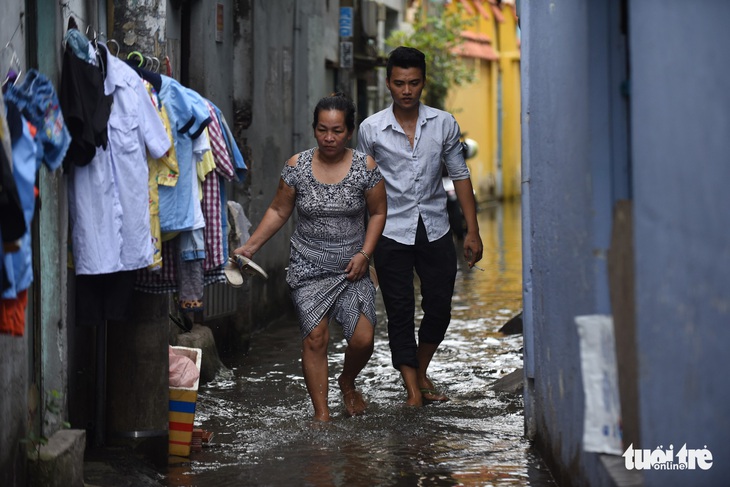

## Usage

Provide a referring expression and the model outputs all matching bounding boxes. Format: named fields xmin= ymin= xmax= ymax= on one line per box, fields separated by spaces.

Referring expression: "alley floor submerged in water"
xmin=164 ymin=202 xmax=557 ymax=487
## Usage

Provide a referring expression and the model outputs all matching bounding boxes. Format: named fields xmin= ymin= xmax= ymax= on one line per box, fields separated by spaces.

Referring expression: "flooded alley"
xmin=164 ymin=201 xmax=557 ymax=486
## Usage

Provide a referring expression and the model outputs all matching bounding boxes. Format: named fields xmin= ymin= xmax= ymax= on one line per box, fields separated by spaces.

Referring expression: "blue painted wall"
xmin=521 ymin=2 xmax=611 ymax=484
xmin=522 ymin=0 xmax=730 ymax=485
xmin=630 ymin=2 xmax=730 ymax=486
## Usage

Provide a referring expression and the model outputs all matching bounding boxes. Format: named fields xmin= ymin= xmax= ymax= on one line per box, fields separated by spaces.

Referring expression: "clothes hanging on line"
xmin=57 ymin=33 xmax=248 ymax=309
xmin=2 ymin=71 xmax=68 ymax=335
xmin=0 ymin=90 xmax=25 ymax=263
xmin=59 ymin=41 xmax=112 ymax=169
xmin=66 ymin=44 xmax=170 ymax=276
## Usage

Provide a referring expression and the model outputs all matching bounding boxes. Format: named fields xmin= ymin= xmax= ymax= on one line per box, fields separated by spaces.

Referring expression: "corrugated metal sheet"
xmin=203 ymin=282 xmax=238 ymax=319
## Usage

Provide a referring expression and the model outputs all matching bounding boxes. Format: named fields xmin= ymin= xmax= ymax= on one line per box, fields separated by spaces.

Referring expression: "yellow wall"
xmin=445 ymin=0 xmax=521 ymax=202
xmin=498 ymin=4 xmax=522 ymax=200
xmin=448 ymin=59 xmax=497 ymax=201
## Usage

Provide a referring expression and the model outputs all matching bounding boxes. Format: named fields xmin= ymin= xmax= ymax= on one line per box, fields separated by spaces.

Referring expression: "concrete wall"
xmin=0 ymin=336 xmax=28 ymax=486
xmin=236 ymin=0 xmax=341 ymax=329
xmin=521 ymin=2 xmax=601 ymax=485
xmin=520 ymin=0 xmax=628 ymax=485
xmin=1 ymin=0 xmax=69 ymax=483
xmin=0 ymin=8 xmax=31 ymax=485
xmin=522 ymin=0 xmax=730 ymax=485
xmin=630 ymin=2 xmax=730 ymax=486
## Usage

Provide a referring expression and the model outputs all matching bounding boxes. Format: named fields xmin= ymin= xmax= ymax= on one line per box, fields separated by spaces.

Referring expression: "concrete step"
xmin=27 ymin=429 xmax=85 ymax=487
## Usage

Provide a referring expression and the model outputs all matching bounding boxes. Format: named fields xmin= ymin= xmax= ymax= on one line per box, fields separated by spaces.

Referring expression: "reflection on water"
xmin=165 ymin=201 xmax=556 ymax=486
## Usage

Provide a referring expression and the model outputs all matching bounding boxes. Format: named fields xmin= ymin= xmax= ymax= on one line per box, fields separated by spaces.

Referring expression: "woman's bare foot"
xmin=338 ymin=375 xmax=367 ymax=416
xmin=312 ymin=410 xmax=331 ymax=422
xmin=342 ymin=390 xmax=367 ymax=416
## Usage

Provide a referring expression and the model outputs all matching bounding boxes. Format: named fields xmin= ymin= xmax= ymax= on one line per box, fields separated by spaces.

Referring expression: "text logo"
xmin=623 ymin=443 xmax=713 ymax=470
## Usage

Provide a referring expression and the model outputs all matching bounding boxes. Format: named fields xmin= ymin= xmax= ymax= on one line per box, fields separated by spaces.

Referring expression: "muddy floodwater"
xmin=165 ymin=201 xmax=557 ymax=486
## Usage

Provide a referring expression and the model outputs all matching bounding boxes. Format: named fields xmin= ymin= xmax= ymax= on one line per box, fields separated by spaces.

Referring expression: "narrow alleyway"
xmin=162 ymin=201 xmax=556 ymax=486
xmin=83 ymin=201 xmax=557 ymax=486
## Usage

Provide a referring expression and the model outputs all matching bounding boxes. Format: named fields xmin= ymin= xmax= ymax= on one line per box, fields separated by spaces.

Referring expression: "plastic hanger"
xmin=127 ymin=51 xmax=144 ymax=68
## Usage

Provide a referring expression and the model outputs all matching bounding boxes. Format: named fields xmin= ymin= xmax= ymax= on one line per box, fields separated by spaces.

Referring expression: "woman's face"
xmin=314 ymin=109 xmax=351 ymax=159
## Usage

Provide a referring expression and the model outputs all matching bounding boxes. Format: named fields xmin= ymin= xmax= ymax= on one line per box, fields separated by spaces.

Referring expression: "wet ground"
xmin=82 ymin=201 xmax=556 ymax=486
xmin=157 ymin=201 xmax=557 ymax=487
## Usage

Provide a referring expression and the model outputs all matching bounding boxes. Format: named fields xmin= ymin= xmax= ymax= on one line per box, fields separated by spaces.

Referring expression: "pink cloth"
xmin=169 ymin=346 xmax=200 ymax=388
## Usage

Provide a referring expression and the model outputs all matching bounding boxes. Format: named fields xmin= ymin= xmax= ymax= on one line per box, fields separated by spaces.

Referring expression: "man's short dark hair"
xmin=386 ymin=46 xmax=426 ymax=80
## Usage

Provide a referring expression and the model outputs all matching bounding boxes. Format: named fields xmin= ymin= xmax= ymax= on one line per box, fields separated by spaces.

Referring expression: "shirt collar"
xmin=103 ymin=45 xmax=127 ymax=95
xmin=381 ymin=102 xmax=439 ymax=131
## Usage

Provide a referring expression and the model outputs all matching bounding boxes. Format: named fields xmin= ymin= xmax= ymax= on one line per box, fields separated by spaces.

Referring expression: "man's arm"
xmin=453 ymin=177 xmax=483 ymax=267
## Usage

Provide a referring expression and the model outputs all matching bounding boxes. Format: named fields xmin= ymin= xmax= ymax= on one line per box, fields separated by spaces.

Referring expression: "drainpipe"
xmin=292 ymin=0 xmax=301 ymax=154
xmin=376 ymin=1 xmax=386 ymax=109
xmin=518 ymin=0 xmax=535 ymax=440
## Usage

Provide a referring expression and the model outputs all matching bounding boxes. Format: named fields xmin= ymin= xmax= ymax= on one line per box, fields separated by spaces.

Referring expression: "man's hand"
xmin=463 ymin=230 xmax=483 ymax=268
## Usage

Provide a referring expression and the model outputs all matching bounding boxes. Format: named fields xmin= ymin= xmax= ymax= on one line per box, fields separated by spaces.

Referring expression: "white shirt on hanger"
xmin=68 ymin=45 xmax=170 ymax=275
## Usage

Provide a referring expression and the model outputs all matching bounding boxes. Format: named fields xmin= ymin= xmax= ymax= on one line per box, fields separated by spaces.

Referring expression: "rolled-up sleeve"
xmin=442 ymin=115 xmax=469 ymax=181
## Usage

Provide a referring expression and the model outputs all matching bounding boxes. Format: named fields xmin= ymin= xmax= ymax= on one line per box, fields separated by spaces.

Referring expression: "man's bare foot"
xmin=405 ymin=394 xmax=423 ymax=407
xmin=418 ymin=377 xmax=449 ymax=402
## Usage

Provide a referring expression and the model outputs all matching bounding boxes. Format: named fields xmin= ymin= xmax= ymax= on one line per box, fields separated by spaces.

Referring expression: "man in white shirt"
xmin=357 ymin=46 xmax=483 ymax=407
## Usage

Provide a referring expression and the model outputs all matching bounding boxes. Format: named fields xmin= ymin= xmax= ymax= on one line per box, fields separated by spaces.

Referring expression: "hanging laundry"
xmin=66 ymin=44 xmax=170 ymax=326
xmin=0 ymin=117 xmax=36 ymax=303
xmin=134 ymin=82 xmax=249 ymax=297
xmin=215 ymin=108 xmax=247 ymax=182
xmin=204 ymin=100 xmax=236 ymax=181
xmin=0 ymin=92 xmax=25 ymax=255
xmin=156 ymin=76 xmax=212 ymax=235
xmin=200 ymin=133 xmax=225 ymax=272
xmin=67 ymin=44 xmax=170 ymax=276
xmin=144 ymin=81 xmax=180 ymax=271
xmin=2 ymin=74 xmax=68 ymax=334
xmin=63 ymin=27 xmax=95 ymax=65
xmin=59 ymin=42 xmax=113 ymax=169
xmin=207 ymin=100 xmax=247 ymax=261
xmin=4 ymin=69 xmax=71 ymax=169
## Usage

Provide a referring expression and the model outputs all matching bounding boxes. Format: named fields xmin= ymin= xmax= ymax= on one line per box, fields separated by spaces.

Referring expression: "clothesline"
xmin=1 ymin=13 xmax=24 ymax=51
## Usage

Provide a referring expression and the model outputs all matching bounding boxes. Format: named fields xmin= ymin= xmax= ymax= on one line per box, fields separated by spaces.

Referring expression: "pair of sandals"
xmin=224 ymin=255 xmax=268 ymax=287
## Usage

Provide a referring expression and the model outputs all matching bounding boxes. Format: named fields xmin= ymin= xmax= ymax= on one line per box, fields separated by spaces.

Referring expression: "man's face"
xmin=386 ymin=66 xmax=425 ymax=111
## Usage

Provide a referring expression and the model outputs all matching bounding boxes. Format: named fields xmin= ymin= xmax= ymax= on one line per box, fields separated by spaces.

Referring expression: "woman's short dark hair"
xmin=386 ymin=46 xmax=426 ymax=80
xmin=312 ymin=92 xmax=356 ymax=132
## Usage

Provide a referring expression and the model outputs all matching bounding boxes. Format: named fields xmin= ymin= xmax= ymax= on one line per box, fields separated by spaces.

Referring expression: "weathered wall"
xmin=0 ymin=336 xmax=28 ymax=487
xmin=523 ymin=0 xmax=730 ymax=485
xmin=235 ymin=0 xmax=341 ymax=329
xmin=112 ymin=0 xmax=168 ymax=58
xmin=0 ymin=7 xmax=30 ymax=486
xmin=1 ymin=0 xmax=69 ymax=483
xmin=521 ymin=2 xmax=598 ymax=485
xmin=520 ymin=0 xmax=628 ymax=485
xmin=630 ymin=2 xmax=730 ymax=486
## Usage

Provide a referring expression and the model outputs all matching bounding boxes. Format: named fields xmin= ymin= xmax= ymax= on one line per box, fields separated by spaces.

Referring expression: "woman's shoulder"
xmin=353 ymin=149 xmax=377 ymax=171
xmin=286 ymin=147 xmax=316 ymax=168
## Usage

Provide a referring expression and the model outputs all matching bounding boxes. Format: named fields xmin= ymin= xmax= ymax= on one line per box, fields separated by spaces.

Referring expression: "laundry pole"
xmin=106 ymin=292 xmax=170 ymax=467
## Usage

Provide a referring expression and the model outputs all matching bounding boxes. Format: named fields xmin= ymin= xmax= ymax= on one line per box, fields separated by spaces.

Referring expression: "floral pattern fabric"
xmin=282 ymin=148 xmax=382 ymax=341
